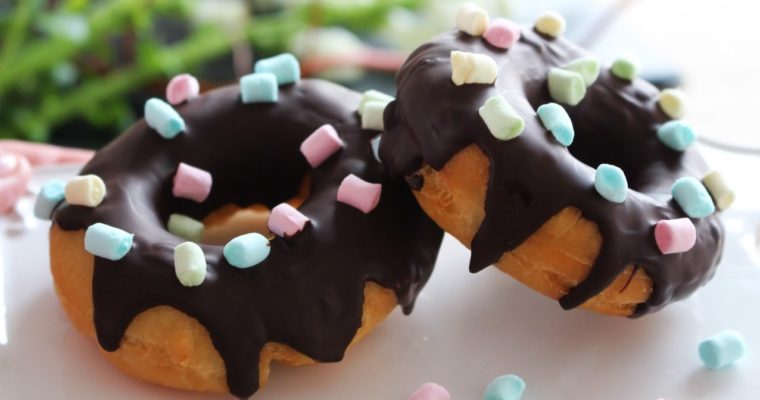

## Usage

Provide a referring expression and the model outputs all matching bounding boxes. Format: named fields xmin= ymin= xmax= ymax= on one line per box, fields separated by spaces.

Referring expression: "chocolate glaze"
xmin=380 ymin=29 xmax=724 ymax=316
xmin=53 ymin=79 xmax=443 ymax=398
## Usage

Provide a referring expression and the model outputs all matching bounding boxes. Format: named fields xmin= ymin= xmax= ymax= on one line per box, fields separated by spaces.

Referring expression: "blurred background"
xmin=0 ymin=0 xmax=757 ymax=151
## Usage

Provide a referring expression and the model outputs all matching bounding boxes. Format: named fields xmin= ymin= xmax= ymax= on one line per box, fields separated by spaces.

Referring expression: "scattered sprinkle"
xmin=450 ymin=50 xmax=498 ymax=86
xmin=359 ymin=89 xmax=394 ymax=115
xmin=658 ymin=88 xmax=688 ymax=119
xmin=537 ymin=103 xmax=574 ymax=146
xmin=240 ymin=72 xmax=278 ymax=104
xmin=478 ymin=95 xmax=525 ymax=141
xmin=174 ymin=242 xmax=207 ymax=287
xmin=594 ymin=164 xmax=628 ymax=203
xmin=145 ymin=98 xmax=185 ymax=139
xmin=166 ymin=73 xmax=200 ymax=105
xmin=483 ymin=374 xmax=526 ymax=400
xmin=672 ymin=176 xmax=715 ymax=218
xmin=456 ymin=2 xmax=489 ymax=36
xmin=610 ymin=54 xmax=641 ymax=81
xmin=34 ymin=180 xmax=65 ymax=220
xmin=483 ymin=18 xmax=520 ymax=49
xmin=534 ymin=11 xmax=566 ymax=38
xmin=562 ymin=57 xmax=600 ymax=87
xmin=167 ymin=213 xmax=205 ymax=242
xmin=267 ymin=203 xmax=310 ymax=238
xmin=84 ymin=223 xmax=134 ymax=261
xmin=548 ymin=68 xmax=586 ymax=106
xmin=173 ymin=163 xmax=213 ymax=203
xmin=702 ymin=171 xmax=735 ymax=211
xmin=65 ymin=174 xmax=106 ymax=207
xmin=699 ymin=330 xmax=746 ymax=369
xmin=361 ymin=101 xmax=387 ymax=131
xmin=254 ymin=53 xmax=300 ymax=85
xmin=409 ymin=382 xmax=451 ymax=400
xmin=654 ymin=218 xmax=696 ymax=254
xmin=300 ymin=124 xmax=344 ymax=167
xmin=337 ymin=174 xmax=382 ymax=214
xmin=223 ymin=232 xmax=271 ymax=269
xmin=657 ymin=120 xmax=696 ymax=151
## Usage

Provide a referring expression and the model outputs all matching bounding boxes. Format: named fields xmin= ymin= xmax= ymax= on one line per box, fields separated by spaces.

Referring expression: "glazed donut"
xmin=46 ymin=74 xmax=442 ymax=397
xmin=380 ymin=9 xmax=727 ymax=317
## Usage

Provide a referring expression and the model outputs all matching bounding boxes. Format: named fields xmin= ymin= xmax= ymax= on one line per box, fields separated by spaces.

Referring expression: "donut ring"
xmin=381 ymin=24 xmax=724 ymax=317
xmin=51 ymin=78 xmax=442 ymax=397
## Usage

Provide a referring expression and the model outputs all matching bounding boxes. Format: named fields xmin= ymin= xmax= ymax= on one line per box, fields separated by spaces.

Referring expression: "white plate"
xmin=1 ymin=148 xmax=759 ymax=400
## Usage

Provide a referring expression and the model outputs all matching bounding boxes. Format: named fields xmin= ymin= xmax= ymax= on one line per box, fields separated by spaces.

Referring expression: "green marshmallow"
xmin=168 ymin=213 xmax=205 ymax=242
xmin=359 ymin=89 xmax=394 ymax=115
xmin=610 ymin=55 xmax=640 ymax=81
xmin=563 ymin=57 xmax=600 ymax=87
xmin=478 ymin=95 xmax=525 ymax=141
xmin=548 ymin=68 xmax=586 ymax=106
xmin=174 ymin=242 xmax=207 ymax=287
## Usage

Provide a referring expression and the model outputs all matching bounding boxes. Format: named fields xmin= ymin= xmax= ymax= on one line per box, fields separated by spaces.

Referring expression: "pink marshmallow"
xmin=300 ymin=124 xmax=344 ymax=168
xmin=0 ymin=153 xmax=18 ymax=177
xmin=337 ymin=174 xmax=382 ymax=214
xmin=409 ymin=383 xmax=451 ymax=400
xmin=483 ymin=18 xmax=521 ymax=49
xmin=268 ymin=203 xmax=310 ymax=238
xmin=0 ymin=153 xmax=32 ymax=213
xmin=173 ymin=162 xmax=212 ymax=203
xmin=166 ymin=74 xmax=200 ymax=105
xmin=654 ymin=218 xmax=696 ymax=254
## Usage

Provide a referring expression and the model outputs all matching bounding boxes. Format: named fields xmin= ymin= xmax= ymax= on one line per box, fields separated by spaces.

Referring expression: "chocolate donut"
xmin=48 ymin=77 xmax=442 ymax=397
xmin=380 ymin=10 xmax=726 ymax=316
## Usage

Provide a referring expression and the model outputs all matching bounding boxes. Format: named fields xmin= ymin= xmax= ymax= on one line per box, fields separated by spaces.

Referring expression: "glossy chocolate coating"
xmin=380 ymin=28 xmax=724 ymax=316
xmin=54 ymin=79 xmax=443 ymax=398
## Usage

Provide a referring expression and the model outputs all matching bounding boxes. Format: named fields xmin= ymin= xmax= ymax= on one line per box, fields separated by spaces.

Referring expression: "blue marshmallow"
xmin=594 ymin=164 xmax=628 ymax=203
xmin=223 ymin=232 xmax=271 ymax=269
xmin=483 ymin=374 xmax=525 ymax=400
xmin=145 ymin=98 xmax=185 ymax=139
xmin=34 ymin=180 xmax=65 ymax=220
xmin=240 ymin=73 xmax=278 ymax=104
xmin=699 ymin=330 xmax=746 ymax=369
xmin=84 ymin=223 xmax=134 ymax=261
xmin=672 ymin=176 xmax=715 ymax=218
xmin=537 ymin=103 xmax=574 ymax=146
xmin=254 ymin=53 xmax=300 ymax=85
xmin=657 ymin=120 xmax=696 ymax=151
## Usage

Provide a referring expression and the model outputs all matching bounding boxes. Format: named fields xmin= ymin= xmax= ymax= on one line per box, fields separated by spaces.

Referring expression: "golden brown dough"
xmin=411 ymin=144 xmax=652 ymax=316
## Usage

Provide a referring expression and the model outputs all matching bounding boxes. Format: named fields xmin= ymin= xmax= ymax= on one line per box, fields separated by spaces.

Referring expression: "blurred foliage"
xmin=0 ymin=0 xmax=425 ymax=142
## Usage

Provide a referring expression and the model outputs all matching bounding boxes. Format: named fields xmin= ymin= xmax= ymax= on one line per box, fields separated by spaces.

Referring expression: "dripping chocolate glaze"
xmin=53 ymin=79 xmax=443 ymax=398
xmin=380 ymin=29 xmax=724 ymax=316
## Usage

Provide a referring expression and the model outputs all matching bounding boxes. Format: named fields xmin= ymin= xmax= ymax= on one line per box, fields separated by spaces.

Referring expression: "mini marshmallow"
xmin=702 ymin=171 xmax=735 ymax=211
xmin=657 ymin=120 xmax=696 ymax=151
xmin=483 ymin=18 xmax=521 ymax=49
xmin=654 ymin=218 xmax=696 ymax=254
xmin=478 ymin=95 xmax=524 ymax=141
xmin=610 ymin=55 xmax=641 ymax=81
xmin=173 ymin=163 xmax=212 ymax=203
xmin=34 ymin=180 xmax=65 ymax=220
xmin=548 ymin=68 xmax=586 ymax=106
xmin=145 ymin=98 xmax=185 ymax=139
xmin=370 ymin=135 xmax=382 ymax=163
xmin=699 ymin=330 xmax=746 ymax=369
xmin=359 ymin=89 xmax=394 ymax=115
xmin=254 ymin=53 xmax=300 ymax=85
xmin=672 ymin=176 xmax=715 ymax=218
xmin=268 ymin=203 xmax=310 ymax=238
xmin=563 ymin=57 xmax=600 ymax=87
xmin=223 ymin=232 xmax=271 ymax=269
xmin=483 ymin=374 xmax=526 ymax=400
xmin=84 ymin=223 xmax=134 ymax=261
xmin=240 ymin=72 xmax=278 ymax=104
xmin=337 ymin=174 xmax=382 ymax=214
xmin=534 ymin=11 xmax=566 ymax=38
xmin=65 ymin=174 xmax=106 ymax=207
xmin=0 ymin=153 xmax=16 ymax=176
xmin=361 ymin=101 xmax=386 ymax=131
xmin=300 ymin=124 xmax=344 ymax=167
xmin=409 ymin=382 xmax=451 ymax=400
xmin=450 ymin=51 xmax=498 ymax=86
xmin=167 ymin=213 xmax=205 ymax=242
xmin=594 ymin=164 xmax=628 ymax=203
xmin=166 ymin=73 xmax=200 ymax=105
xmin=456 ymin=2 xmax=489 ymax=36
xmin=658 ymin=88 xmax=688 ymax=119
xmin=537 ymin=102 xmax=574 ymax=146
xmin=174 ymin=242 xmax=207 ymax=287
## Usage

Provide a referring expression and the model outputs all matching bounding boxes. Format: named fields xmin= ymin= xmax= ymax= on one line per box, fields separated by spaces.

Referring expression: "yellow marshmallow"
xmin=450 ymin=51 xmax=498 ymax=86
xmin=65 ymin=175 xmax=106 ymax=207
